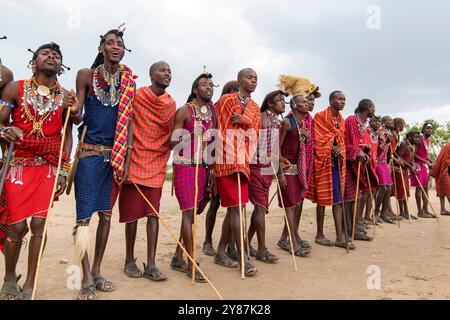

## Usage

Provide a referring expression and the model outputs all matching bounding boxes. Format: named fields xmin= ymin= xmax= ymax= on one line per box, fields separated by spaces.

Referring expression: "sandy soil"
xmin=1 ymin=183 xmax=449 ymax=300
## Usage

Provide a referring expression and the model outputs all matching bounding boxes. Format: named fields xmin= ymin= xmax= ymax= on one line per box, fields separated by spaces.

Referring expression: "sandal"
xmin=277 ymin=240 xmax=290 ymax=252
xmin=187 ymin=270 xmax=208 ymax=283
xmin=441 ymin=211 xmax=450 ymax=216
xmin=202 ymin=242 xmax=216 ymax=256
xmin=418 ymin=212 xmax=434 ymax=218
xmin=21 ymin=291 xmax=32 ymax=300
xmin=0 ymin=282 xmax=22 ymax=300
xmin=256 ymin=250 xmax=279 ymax=264
xmin=170 ymin=257 xmax=189 ymax=273
xmin=381 ymin=215 xmax=395 ymax=224
xmin=298 ymin=239 xmax=312 ymax=249
xmin=77 ymin=283 xmax=96 ymax=300
xmin=214 ymin=253 xmax=239 ymax=268
xmin=124 ymin=259 xmax=143 ymax=278
xmin=249 ymin=244 xmax=257 ymax=257
xmin=142 ymin=264 xmax=168 ymax=281
xmin=315 ymin=237 xmax=335 ymax=247
xmin=243 ymin=262 xmax=257 ymax=276
xmin=226 ymin=247 xmax=239 ymax=262
xmin=292 ymin=246 xmax=312 ymax=257
xmin=335 ymin=240 xmax=356 ymax=250
xmin=94 ymin=276 xmax=115 ymax=292
xmin=354 ymin=232 xmax=373 ymax=241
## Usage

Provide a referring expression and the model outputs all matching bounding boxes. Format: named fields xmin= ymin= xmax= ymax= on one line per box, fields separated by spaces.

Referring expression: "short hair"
xmin=381 ymin=116 xmax=391 ymax=124
xmin=393 ymin=118 xmax=405 ymax=128
xmin=187 ymin=73 xmax=214 ymax=103
xmin=32 ymin=42 xmax=63 ymax=62
xmin=329 ymin=90 xmax=343 ymax=102
xmin=356 ymin=99 xmax=374 ymax=114
xmin=221 ymin=80 xmax=239 ymax=96
xmin=370 ymin=115 xmax=381 ymax=123
xmin=290 ymin=95 xmax=307 ymax=109
xmin=422 ymin=122 xmax=433 ymax=133
xmin=406 ymin=130 xmax=420 ymax=139
xmin=260 ymin=90 xmax=287 ymax=112
xmin=237 ymin=68 xmax=255 ymax=81
xmin=149 ymin=61 xmax=169 ymax=75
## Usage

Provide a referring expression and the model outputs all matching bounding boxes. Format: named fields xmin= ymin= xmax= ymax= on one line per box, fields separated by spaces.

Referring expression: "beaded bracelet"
xmin=0 ymin=99 xmax=14 ymax=110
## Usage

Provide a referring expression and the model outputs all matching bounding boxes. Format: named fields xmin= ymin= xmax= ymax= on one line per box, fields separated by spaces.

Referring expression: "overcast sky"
xmin=1 ymin=0 xmax=449 ymax=124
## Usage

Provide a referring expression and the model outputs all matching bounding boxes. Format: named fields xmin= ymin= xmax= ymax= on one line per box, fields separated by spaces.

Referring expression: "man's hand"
xmin=54 ymin=176 xmax=66 ymax=199
xmin=3 ymin=126 xmax=23 ymax=144
xmin=64 ymin=89 xmax=80 ymax=114
xmin=231 ymin=113 xmax=242 ymax=125
xmin=280 ymin=157 xmax=292 ymax=171
xmin=278 ymin=174 xmax=287 ymax=189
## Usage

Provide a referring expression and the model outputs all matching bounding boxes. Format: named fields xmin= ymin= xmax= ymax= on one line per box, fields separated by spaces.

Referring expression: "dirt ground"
xmin=2 ymin=183 xmax=449 ymax=300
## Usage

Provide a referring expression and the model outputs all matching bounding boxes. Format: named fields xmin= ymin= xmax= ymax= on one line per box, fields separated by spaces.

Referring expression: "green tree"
xmin=404 ymin=119 xmax=449 ymax=160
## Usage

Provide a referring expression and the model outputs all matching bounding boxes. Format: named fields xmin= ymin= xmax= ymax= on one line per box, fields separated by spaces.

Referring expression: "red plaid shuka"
xmin=16 ymin=134 xmax=70 ymax=166
xmin=128 ymin=87 xmax=176 ymax=188
xmin=111 ymin=64 xmax=136 ymax=182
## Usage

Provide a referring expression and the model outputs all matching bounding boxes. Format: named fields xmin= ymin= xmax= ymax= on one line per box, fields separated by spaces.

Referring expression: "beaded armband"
xmin=59 ymin=161 xmax=72 ymax=177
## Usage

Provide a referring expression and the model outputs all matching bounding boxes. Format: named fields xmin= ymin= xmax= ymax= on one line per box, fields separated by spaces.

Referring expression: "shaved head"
xmin=149 ymin=60 xmax=169 ymax=75
xmin=237 ymin=68 xmax=256 ymax=81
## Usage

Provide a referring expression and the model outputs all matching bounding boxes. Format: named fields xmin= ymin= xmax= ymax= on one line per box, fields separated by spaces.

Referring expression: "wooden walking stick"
xmin=0 ymin=142 xmax=15 ymax=196
xmin=192 ymin=135 xmax=202 ymax=284
xmin=268 ymin=190 xmax=277 ymax=207
xmin=412 ymin=171 xmax=439 ymax=222
xmin=398 ymin=163 xmax=413 ymax=223
xmin=237 ymin=172 xmax=245 ymax=280
xmin=390 ymin=162 xmax=401 ymax=228
xmin=66 ymin=125 xmax=87 ymax=195
xmin=336 ymin=159 xmax=350 ymax=253
xmin=351 ymin=162 xmax=362 ymax=242
xmin=243 ymin=206 xmax=250 ymax=259
xmin=271 ymin=162 xmax=298 ymax=271
xmin=365 ymin=165 xmax=376 ymax=238
xmin=32 ymin=110 xmax=71 ymax=300
xmin=133 ymin=182 xmax=224 ymax=299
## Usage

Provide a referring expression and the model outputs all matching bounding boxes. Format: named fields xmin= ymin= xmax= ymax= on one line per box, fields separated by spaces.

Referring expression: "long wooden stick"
xmin=268 ymin=190 xmax=277 ymax=208
xmin=237 ymin=173 xmax=245 ymax=280
xmin=32 ymin=110 xmax=71 ymax=300
xmin=271 ymin=163 xmax=298 ymax=271
xmin=390 ymin=163 xmax=401 ymax=228
xmin=413 ymin=171 xmax=439 ymax=223
xmin=133 ymin=182 xmax=223 ymax=299
xmin=398 ymin=164 xmax=413 ymax=223
xmin=192 ymin=135 xmax=202 ymax=284
xmin=351 ymin=162 xmax=362 ymax=241
xmin=365 ymin=165 xmax=376 ymax=238
xmin=336 ymin=160 xmax=350 ymax=253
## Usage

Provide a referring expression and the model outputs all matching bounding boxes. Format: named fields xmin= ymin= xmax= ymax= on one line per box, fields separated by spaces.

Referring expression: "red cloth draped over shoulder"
xmin=431 ymin=142 xmax=450 ymax=197
xmin=307 ymin=107 xmax=345 ymax=206
xmin=214 ymin=93 xmax=260 ymax=180
xmin=128 ymin=86 xmax=176 ymax=188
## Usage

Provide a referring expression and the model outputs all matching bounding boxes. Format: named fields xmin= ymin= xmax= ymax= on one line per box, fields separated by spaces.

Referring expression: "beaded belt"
xmin=81 ymin=143 xmax=113 ymax=153
xmin=173 ymin=155 xmax=207 ymax=166
xmin=81 ymin=143 xmax=113 ymax=162
xmin=283 ymin=165 xmax=299 ymax=175
xmin=8 ymin=156 xmax=48 ymax=167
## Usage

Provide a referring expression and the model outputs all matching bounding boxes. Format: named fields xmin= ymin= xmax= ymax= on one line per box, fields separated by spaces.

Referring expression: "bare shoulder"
xmin=282 ymin=118 xmax=291 ymax=130
xmin=1 ymin=80 xmax=20 ymax=102
xmin=76 ymin=68 xmax=93 ymax=85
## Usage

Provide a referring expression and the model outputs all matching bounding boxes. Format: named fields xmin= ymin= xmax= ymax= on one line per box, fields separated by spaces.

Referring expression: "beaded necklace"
xmin=93 ymin=64 xmax=121 ymax=107
xmin=189 ymin=99 xmax=213 ymax=143
xmin=356 ymin=115 xmax=368 ymax=136
xmin=21 ymin=78 xmax=64 ymax=136
xmin=265 ymin=109 xmax=281 ymax=128
xmin=292 ymin=114 xmax=306 ymax=143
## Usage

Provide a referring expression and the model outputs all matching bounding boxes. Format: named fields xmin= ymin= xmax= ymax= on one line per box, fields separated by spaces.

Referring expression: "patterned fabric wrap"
xmin=15 ymin=133 xmax=69 ymax=167
xmin=307 ymin=107 xmax=346 ymax=206
xmin=173 ymin=164 xmax=208 ymax=212
xmin=111 ymin=64 xmax=136 ymax=182
xmin=430 ymin=142 xmax=450 ymax=197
